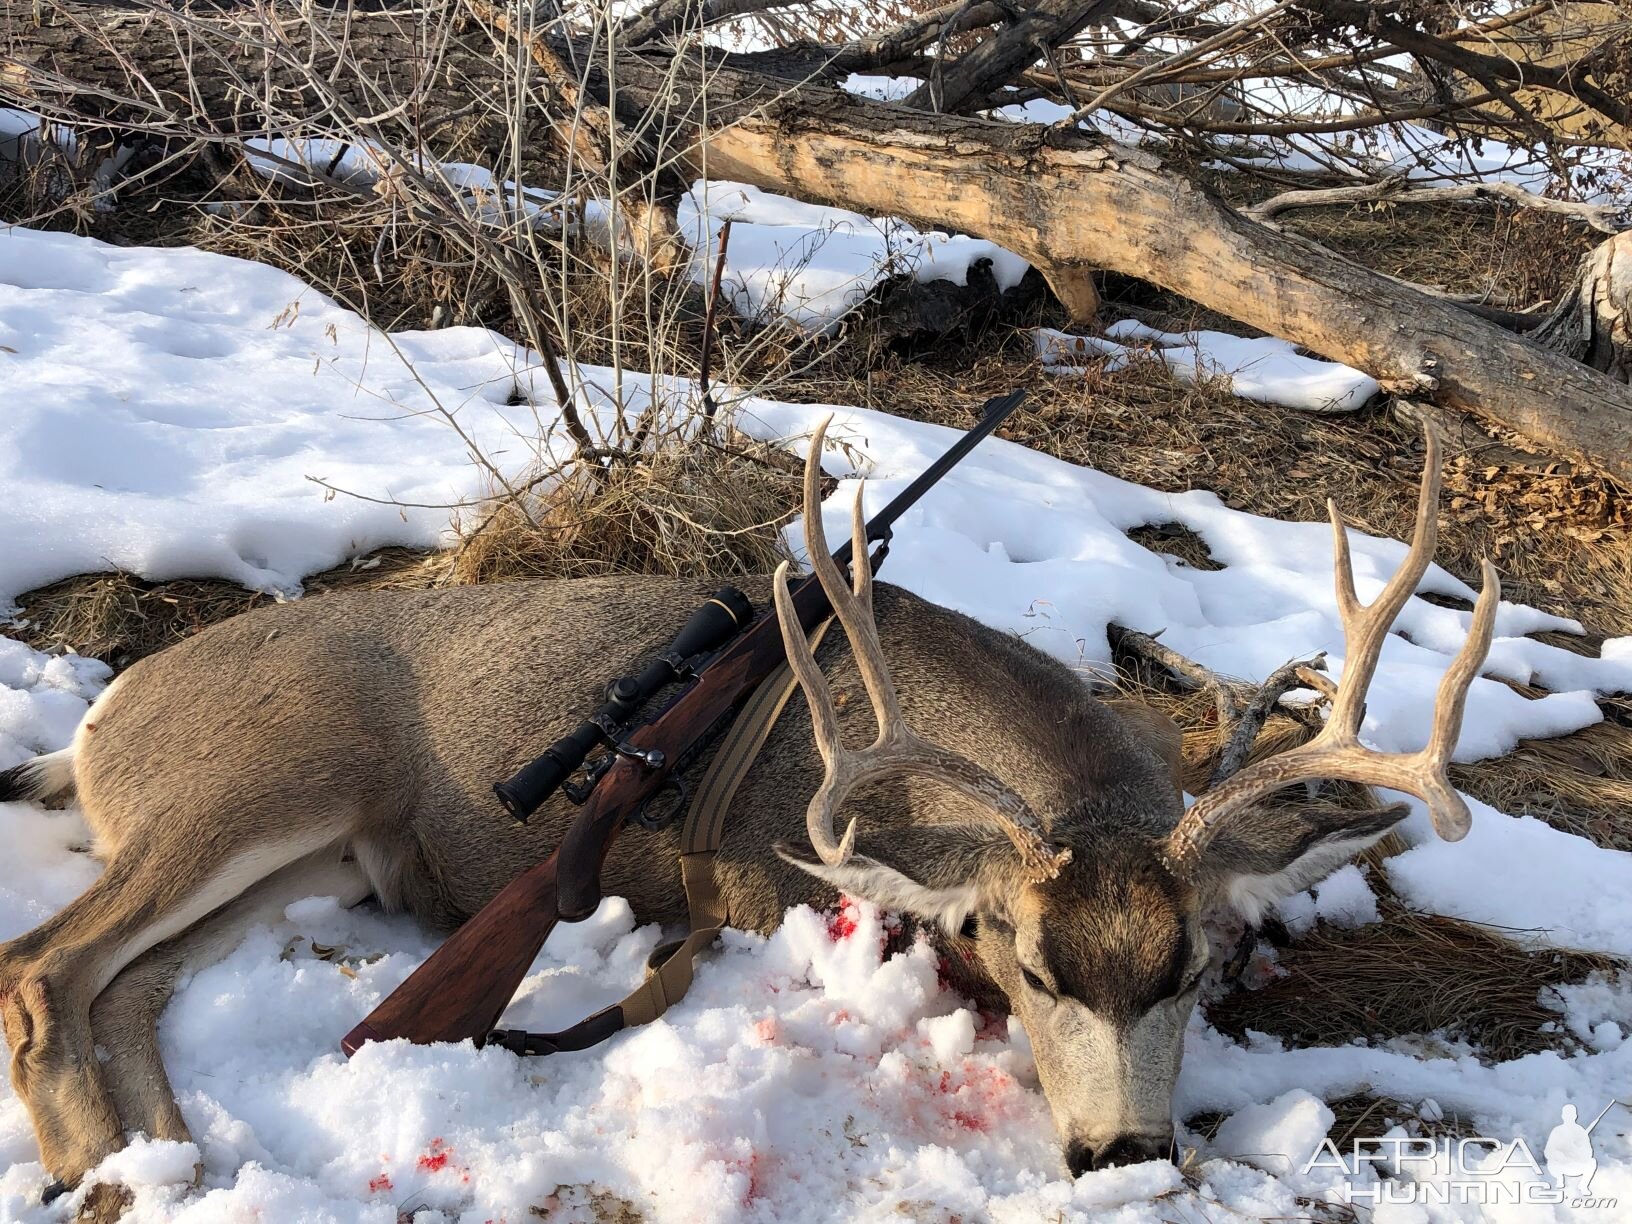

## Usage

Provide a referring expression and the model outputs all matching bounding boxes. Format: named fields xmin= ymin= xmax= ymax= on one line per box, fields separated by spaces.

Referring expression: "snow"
xmin=1310 ymin=864 xmax=1381 ymax=929
xmin=1037 ymin=321 xmax=1382 ymax=413
xmin=1277 ymin=864 xmax=1380 ymax=935
xmin=0 ymin=224 xmax=553 ymax=611
xmin=0 ymin=639 xmax=105 ymax=938
xmin=4 ymin=225 xmax=1632 ymax=1220
xmin=679 ymin=181 xmax=1031 ymax=334
xmin=1209 ymin=1089 xmax=1334 ymax=1174
xmin=0 ymin=107 xmax=74 ymax=162
xmin=1386 ymin=793 xmax=1632 ymax=958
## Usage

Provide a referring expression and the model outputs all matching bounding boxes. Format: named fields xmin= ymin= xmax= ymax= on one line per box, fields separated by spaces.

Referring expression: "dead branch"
xmin=902 ymin=0 xmax=1117 ymax=113
xmin=11 ymin=0 xmax=1632 ymax=480
xmin=1247 ymin=177 xmax=1629 ymax=236
xmin=1208 ymin=653 xmax=1329 ymax=789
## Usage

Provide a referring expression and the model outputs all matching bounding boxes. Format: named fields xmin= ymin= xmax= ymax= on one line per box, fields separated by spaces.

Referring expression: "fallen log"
xmin=6 ymin=0 xmax=1632 ymax=484
xmin=586 ymin=51 xmax=1632 ymax=484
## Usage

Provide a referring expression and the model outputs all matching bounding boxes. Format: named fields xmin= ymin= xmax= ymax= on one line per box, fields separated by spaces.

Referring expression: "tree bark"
xmin=1534 ymin=231 xmax=1632 ymax=383
xmin=8 ymin=0 xmax=1632 ymax=484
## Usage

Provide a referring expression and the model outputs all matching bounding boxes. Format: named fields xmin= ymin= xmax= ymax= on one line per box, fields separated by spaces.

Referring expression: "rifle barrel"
xmin=830 ymin=389 xmax=1025 ymax=569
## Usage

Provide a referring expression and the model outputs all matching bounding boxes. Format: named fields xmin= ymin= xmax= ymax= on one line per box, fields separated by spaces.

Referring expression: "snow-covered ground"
xmin=679 ymin=181 xmax=1031 ymax=334
xmin=1035 ymin=320 xmax=1381 ymax=413
xmin=4 ymin=225 xmax=1632 ymax=1221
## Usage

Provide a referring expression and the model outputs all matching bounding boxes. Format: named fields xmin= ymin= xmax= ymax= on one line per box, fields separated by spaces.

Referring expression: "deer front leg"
xmin=0 ymin=958 xmax=124 ymax=1190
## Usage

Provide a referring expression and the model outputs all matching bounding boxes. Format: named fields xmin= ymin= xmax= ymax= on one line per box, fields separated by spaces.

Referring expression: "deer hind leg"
xmin=0 ymin=824 xmax=342 ymax=1187
xmin=85 ymin=852 xmax=370 ymax=1179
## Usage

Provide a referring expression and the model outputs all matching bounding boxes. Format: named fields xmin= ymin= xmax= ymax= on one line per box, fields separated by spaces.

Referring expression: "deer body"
xmin=0 ymin=576 xmax=1186 ymax=1184
xmin=0 ymin=426 xmax=1495 ymax=1203
xmin=72 ymin=575 xmax=1181 ymax=933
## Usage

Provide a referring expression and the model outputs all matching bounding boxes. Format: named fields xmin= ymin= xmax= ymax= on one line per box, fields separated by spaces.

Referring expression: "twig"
xmin=1107 ymin=624 xmax=1241 ymax=726
xmin=1208 ymin=653 xmax=1328 ymax=788
xmin=698 ymin=218 xmax=733 ymax=423
xmin=1054 ymin=0 xmax=1297 ymax=129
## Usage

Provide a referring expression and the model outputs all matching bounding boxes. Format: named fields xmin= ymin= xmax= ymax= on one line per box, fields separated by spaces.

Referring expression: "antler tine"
xmin=774 ymin=416 xmax=1071 ymax=881
xmin=799 ymin=418 xmax=903 ymax=732
xmin=1325 ymin=429 xmax=1443 ymax=738
xmin=772 ymin=561 xmax=860 ymax=865
xmin=1163 ymin=428 xmax=1498 ymax=876
xmin=1412 ymin=556 xmax=1501 ymax=835
xmin=773 ymin=417 xmax=858 ymax=865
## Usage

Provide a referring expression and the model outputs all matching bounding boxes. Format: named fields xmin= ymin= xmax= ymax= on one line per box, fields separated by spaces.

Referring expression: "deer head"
xmin=772 ymin=417 xmax=1495 ymax=1174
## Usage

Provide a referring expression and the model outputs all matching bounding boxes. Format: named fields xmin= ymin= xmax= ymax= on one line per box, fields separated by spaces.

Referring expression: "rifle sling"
xmin=488 ymin=619 xmax=833 ymax=1057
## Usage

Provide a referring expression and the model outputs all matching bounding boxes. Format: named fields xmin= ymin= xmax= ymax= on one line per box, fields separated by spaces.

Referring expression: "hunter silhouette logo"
xmin=1546 ymin=1101 xmax=1615 ymax=1196
xmin=1305 ymin=1099 xmax=1624 ymax=1208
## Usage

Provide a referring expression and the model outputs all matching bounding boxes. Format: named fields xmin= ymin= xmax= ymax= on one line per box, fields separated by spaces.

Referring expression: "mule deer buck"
xmin=0 ymin=420 xmax=1495 ymax=1205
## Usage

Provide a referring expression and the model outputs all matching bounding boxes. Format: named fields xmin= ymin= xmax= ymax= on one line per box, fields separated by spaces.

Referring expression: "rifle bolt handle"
xmin=617 ymin=744 xmax=665 ymax=770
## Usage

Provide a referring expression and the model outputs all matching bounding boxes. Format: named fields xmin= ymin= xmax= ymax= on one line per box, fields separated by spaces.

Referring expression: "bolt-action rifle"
xmin=340 ymin=391 xmax=1027 ymax=1057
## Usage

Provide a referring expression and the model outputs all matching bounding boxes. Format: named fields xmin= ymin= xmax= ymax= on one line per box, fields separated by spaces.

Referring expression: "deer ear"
xmin=1195 ymin=804 xmax=1408 ymax=925
xmin=775 ymin=826 xmax=1014 ymax=935
xmin=1101 ymin=697 xmax=1186 ymax=798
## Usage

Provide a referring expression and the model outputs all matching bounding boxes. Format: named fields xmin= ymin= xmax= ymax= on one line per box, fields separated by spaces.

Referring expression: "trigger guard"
xmin=633 ymin=776 xmax=688 ymax=830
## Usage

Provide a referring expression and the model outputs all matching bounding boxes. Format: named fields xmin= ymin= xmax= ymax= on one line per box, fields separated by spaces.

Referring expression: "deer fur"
xmin=0 ymin=573 xmax=1407 ymax=1197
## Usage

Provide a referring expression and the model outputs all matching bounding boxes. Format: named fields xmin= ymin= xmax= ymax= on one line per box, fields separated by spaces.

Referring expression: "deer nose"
xmin=1066 ymin=1132 xmax=1174 ymax=1176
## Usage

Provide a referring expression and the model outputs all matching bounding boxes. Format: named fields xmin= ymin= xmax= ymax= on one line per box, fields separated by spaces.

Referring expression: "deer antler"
xmin=1164 ymin=430 xmax=1499 ymax=876
xmin=772 ymin=415 xmax=1072 ymax=883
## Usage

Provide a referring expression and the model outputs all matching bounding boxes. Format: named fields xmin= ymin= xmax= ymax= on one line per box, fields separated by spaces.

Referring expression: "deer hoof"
xmin=76 ymin=1181 xmax=133 ymax=1223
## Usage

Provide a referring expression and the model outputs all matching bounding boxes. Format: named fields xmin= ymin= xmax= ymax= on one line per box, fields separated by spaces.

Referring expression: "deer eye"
xmin=1020 ymin=966 xmax=1052 ymax=995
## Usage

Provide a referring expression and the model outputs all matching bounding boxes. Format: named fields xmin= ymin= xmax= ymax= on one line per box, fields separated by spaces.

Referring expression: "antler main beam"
xmin=1164 ymin=430 xmax=1500 ymax=875
xmin=772 ymin=415 xmax=1072 ymax=883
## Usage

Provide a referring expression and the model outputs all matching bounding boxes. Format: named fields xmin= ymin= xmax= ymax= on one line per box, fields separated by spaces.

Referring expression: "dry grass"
xmin=191 ymin=198 xmax=551 ymax=336
xmin=448 ymin=431 xmax=801 ymax=586
xmin=1282 ymin=202 xmax=1600 ymax=306
xmin=1204 ymin=902 xmax=1616 ymax=1061
xmin=1124 ymin=521 xmax=1222 ymax=572
xmin=11 ymin=548 xmax=438 ymax=668
xmin=531 ymin=1186 xmax=644 ymax=1222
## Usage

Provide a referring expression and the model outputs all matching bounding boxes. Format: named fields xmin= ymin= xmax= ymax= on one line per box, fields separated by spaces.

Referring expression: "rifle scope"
xmin=494 ymin=585 xmax=755 ymax=822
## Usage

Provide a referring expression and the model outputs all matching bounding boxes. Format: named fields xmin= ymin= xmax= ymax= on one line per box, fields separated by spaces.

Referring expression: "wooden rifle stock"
xmin=340 ymin=854 xmax=561 ymax=1054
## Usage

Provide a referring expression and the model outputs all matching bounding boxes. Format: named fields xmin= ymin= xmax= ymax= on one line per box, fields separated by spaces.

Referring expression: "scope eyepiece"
xmin=493 ymin=752 xmax=571 ymax=823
